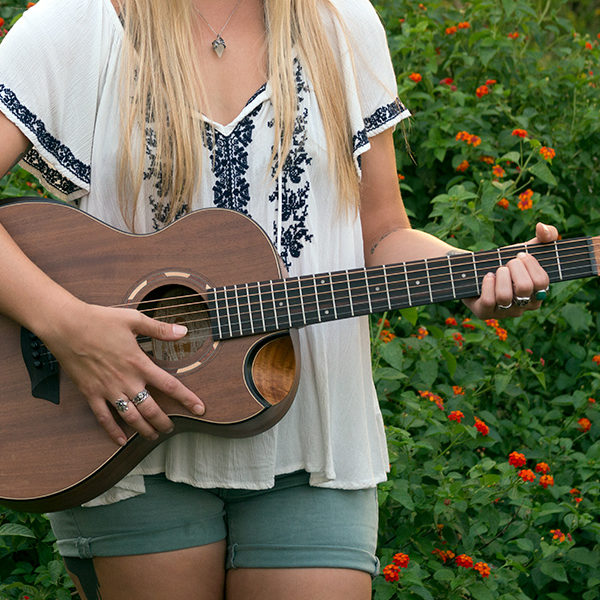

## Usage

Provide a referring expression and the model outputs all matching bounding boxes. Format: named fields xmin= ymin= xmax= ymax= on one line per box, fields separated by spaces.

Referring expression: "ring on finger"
xmin=497 ymin=302 xmax=513 ymax=310
xmin=513 ymin=296 xmax=531 ymax=307
xmin=115 ymin=398 xmax=130 ymax=413
xmin=132 ymin=389 xmax=149 ymax=407
xmin=535 ymin=286 xmax=549 ymax=301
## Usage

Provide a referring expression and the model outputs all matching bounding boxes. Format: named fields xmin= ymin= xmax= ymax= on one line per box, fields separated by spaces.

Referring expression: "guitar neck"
xmin=210 ymin=237 xmax=600 ymax=340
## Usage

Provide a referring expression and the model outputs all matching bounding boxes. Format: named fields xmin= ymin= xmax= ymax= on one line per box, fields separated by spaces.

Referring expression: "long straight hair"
xmin=117 ymin=0 xmax=359 ymax=230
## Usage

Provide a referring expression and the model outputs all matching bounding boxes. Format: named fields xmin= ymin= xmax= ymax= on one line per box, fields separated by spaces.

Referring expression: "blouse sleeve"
xmin=0 ymin=0 xmax=121 ymax=201
xmin=327 ymin=0 xmax=410 ymax=172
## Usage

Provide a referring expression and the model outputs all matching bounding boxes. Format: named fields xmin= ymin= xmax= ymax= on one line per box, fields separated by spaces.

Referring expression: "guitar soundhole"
xmin=138 ymin=284 xmax=213 ymax=363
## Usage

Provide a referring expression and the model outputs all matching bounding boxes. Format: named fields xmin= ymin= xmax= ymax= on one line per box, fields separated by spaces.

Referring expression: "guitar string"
xmin=114 ymin=246 xmax=594 ymax=319
xmin=36 ymin=255 xmax=591 ymax=364
xmin=106 ymin=239 xmax=592 ymax=311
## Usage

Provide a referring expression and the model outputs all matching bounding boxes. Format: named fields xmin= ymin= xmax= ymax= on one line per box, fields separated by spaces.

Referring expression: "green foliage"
xmin=372 ymin=0 xmax=600 ymax=598
xmin=1 ymin=1 xmax=599 ymax=600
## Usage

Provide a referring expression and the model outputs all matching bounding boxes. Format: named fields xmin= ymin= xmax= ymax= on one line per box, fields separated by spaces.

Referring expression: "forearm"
xmin=0 ymin=223 xmax=80 ymax=337
xmin=365 ymin=225 xmax=458 ymax=268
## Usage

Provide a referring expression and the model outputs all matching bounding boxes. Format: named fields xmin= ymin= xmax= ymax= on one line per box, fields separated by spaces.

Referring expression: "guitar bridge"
xmin=20 ymin=328 xmax=60 ymax=405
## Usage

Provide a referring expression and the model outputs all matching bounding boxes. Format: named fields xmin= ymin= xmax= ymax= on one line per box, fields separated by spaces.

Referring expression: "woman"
xmin=0 ymin=0 xmax=556 ymax=598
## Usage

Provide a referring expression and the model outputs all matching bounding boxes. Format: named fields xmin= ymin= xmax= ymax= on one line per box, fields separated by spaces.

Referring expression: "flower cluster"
xmin=509 ymin=452 xmax=556 ymax=488
xmin=409 ymin=72 xmax=422 ymax=83
xmin=512 ymin=128 xmax=528 ymax=138
xmin=456 ymin=131 xmax=482 ymax=146
xmin=431 ymin=548 xmax=455 ymax=563
xmin=448 ymin=410 xmax=464 ymax=423
xmin=456 ymin=160 xmax=469 ymax=172
xmin=540 ymin=146 xmax=556 ymax=161
xmin=578 ymin=417 xmax=591 ymax=433
xmin=474 ymin=416 xmax=489 ymax=435
xmin=418 ymin=390 xmax=445 ymax=411
xmin=550 ymin=529 xmax=573 ymax=543
xmin=382 ymin=552 xmax=410 ymax=582
xmin=518 ymin=189 xmax=533 ymax=211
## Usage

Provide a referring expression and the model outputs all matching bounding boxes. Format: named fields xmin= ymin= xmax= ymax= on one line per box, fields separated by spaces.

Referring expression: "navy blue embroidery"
xmin=245 ymin=83 xmax=267 ymax=108
xmin=353 ymin=98 xmax=407 ymax=156
xmin=203 ymin=103 xmax=263 ymax=215
xmin=0 ymin=84 xmax=90 ymax=194
xmin=267 ymin=61 xmax=314 ymax=269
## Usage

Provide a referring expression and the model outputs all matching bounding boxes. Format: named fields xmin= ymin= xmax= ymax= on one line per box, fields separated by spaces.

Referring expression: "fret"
xmin=234 ymin=285 xmax=244 ymax=336
xmin=258 ymin=283 xmax=266 ymax=333
xmin=367 ymin=267 xmax=393 ymax=313
xmin=497 ymin=248 xmax=502 ymax=267
xmin=271 ymin=280 xmax=290 ymax=329
xmin=475 ymin=248 xmax=503 ymax=283
xmin=403 ymin=262 xmax=412 ymax=306
xmin=424 ymin=258 xmax=433 ymax=304
xmin=347 ymin=269 xmax=369 ymax=315
xmin=447 ymin=256 xmax=456 ymax=299
xmin=471 ymin=253 xmax=480 ymax=295
xmin=364 ymin=269 xmax=373 ymax=313
xmin=312 ymin=275 xmax=322 ymax=322
xmin=330 ymin=272 xmax=353 ymax=320
xmin=328 ymin=277 xmax=338 ymax=320
xmin=448 ymin=253 xmax=478 ymax=298
xmin=258 ymin=282 xmax=276 ymax=333
xmin=211 ymin=287 xmax=224 ymax=339
xmin=383 ymin=265 xmax=392 ymax=309
xmin=555 ymin=241 xmax=563 ymax=280
xmin=295 ymin=276 xmax=307 ymax=325
xmin=223 ymin=286 xmax=239 ymax=338
xmin=316 ymin=275 xmax=336 ymax=321
xmin=283 ymin=277 xmax=304 ymax=328
xmin=346 ymin=270 xmax=355 ymax=317
xmin=270 ymin=281 xmax=279 ymax=330
xmin=404 ymin=260 xmax=431 ymax=307
xmin=428 ymin=256 xmax=454 ymax=303
xmin=299 ymin=276 xmax=319 ymax=324
xmin=283 ymin=278 xmax=293 ymax=326
xmin=245 ymin=283 xmax=255 ymax=335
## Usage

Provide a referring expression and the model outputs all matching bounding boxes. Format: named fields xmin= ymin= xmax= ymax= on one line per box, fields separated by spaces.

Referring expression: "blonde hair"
xmin=117 ymin=0 xmax=359 ymax=230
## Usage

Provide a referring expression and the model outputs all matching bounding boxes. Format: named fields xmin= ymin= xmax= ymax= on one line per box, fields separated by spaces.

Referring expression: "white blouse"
xmin=0 ymin=0 xmax=410 ymax=504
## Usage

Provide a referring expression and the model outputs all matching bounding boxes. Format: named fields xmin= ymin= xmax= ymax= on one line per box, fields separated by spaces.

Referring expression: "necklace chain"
xmin=194 ymin=0 xmax=244 ymax=57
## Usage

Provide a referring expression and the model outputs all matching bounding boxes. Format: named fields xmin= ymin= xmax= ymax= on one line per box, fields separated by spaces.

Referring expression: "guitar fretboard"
xmin=208 ymin=238 xmax=597 ymax=340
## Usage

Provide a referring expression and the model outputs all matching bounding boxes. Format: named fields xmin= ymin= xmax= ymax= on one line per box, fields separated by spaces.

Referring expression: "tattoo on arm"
xmin=370 ymin=227 xmax=403 ymax=255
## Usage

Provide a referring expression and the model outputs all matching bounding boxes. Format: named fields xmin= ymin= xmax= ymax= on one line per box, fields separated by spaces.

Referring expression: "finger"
xmin=507 ymin=257 xmax=534 ymax=300
xmin=471 ymin=272 xmax=497 ymax=317
xmin=131 ymin=311 xmax=188 ymax=342
xmin=144 ymin=361 xmax=205 ymax=416
xmin=495 ymin=265 xmax=514 ymax=308
xmin=534 ymin=222 xmax=559 ymax=244
xmin=126 ymin=386 xmax=174 ymax=434
xmin=88 ymin=397 xmax=128 ymax=446
xmin=108 ymin=394 xmax=161 ymax=441
xmin=516 ymin=251 xmax=550 ymax=293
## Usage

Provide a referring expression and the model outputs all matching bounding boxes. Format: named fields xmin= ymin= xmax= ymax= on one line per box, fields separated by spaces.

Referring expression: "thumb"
xmin=135 ymin=313 xmax=188 ymax=341
xmin=534 ymin=222 xmax=558 ymax=243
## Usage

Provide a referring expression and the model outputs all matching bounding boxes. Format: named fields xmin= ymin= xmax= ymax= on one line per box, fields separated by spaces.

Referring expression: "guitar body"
xmin=0 ymin=199 xmax=300 ymax=512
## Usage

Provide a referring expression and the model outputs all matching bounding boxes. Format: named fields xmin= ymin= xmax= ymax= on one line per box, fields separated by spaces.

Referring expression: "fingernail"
xmin=542 ymin=224 xmax=550 ymax=234
xmin=117 ymin=437 xmax=127 ymax=447
xmin=192 ymin=403 xmax=205 ymax=416
xmin=517 ymin=252 xmax=527 ymax=259
xmin=173 ymin=324 xmax=188 ymax=336
xmin=486 ymin=272 xmax=494 ymax=279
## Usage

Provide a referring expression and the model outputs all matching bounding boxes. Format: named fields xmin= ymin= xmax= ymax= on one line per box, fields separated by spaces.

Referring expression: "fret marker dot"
xmin=462 ymin=274 xmax=466 ymax=278
xmin=279 ymin=301 xmax=284 ymax=307
xmin=325 ymin=310 xmax=330 ymax=315
xmin=375 ymin=287 xmax=380 ymax=292
xmin=416 ymin=280 xmax=421 ymax=285
xmin=321 ymin=279 xmax=326 ymax=285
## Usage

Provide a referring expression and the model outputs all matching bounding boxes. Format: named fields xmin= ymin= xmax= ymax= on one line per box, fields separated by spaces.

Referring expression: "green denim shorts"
xmin=48 ymin=471 xmax=379 ymax=575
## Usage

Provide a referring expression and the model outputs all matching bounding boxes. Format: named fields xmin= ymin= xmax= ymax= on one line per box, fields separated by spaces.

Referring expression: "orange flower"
xmin=469 ymin=135 xmax=482 ymax=147
xmin=379 ymin=330 xmax=396 ymax=343
xmin=448 ymin=410 xmax=465 ymax=423
xmin=512 ymin=128 xmax=528 ymax=138
xmin=518 ymin=189 xmax=533 ymax=211
xmin=474 ymin=416 xmax=489 ymax=436
xmin=480 ymin=155 xmax=495 ymax=164
xmin=397 ymin=173 xmax=405 ymax=181
xmin=27 ymin=2 xmax=36 ymax=8
xmin=540 ymin=146 xmax=556 ymax=161
xmin=445 ymin=317 xmax=458 ymax=326
xmin=409 ymin=72 xmax=422 ymax=83
xmin=497 ymin=197 xmax=509 ymax=209
xmin=589 ymin=397 xmax=596 ymax=404
xmin=485 ymin=318 xmax=499 ymax=327
xmin=393 ymin=553 xmax=410 ymax=568
xmin=492 ymin=165 xmax=506 ymax=178
xmin=509 ymin=451 xmax=527 ymax=467
xmin=452 ymin=386 xmax=465 ymax=395
xmin=586 ymin=41 xmax=593 ymax=50
xmin=508 ymin=31 xmax=520 ymax=39
xmin=458 ymin=21 xmax=471 ymax=29
xmin=575 ymin=497 xmax=583 ymax=503
xmin=485 ymin=79 xmax=497 ymax=86
xmin=517 ymin=469 xmax=536 ymax=482
xmin=446 ymin=25 xmax=458 ymax=35
xmin=535 ymin=462 xmax=550 ymax=474
xmin=416 ymin=327 xmax=429 ymax=339
xmin=474 ymin=562 xmax=491 ymax=578
xmin=539 ymin=474 xmax=554 ymax=488
xmin=476 ymin=85 xmax=490 ymax=98
xmin=570 ymin=487 xmax=580 ymax=495
xmin=593 ymin=354 xmax=600 ymax=365
xmin=377 ymin=318 xmax=391 ymax=328
xmin=383 ymin=564 xmax=400 ymax=582
xmin=419 ymin=3 xmax=427 ymax=9
xmin=495 ymin=327 xmax=508 ymax=341
xmin=452 ymin=332 xmax=464 ymax=347
xmin=462 ymin=318 xmax=475 ymax=330
xmin=578 ymin=417 xmax=592 ymax=433
xmin=456 ymin=160 xmax=469 ymax=172
xmin=455 ymin=554 xmax=474 ymax=568
xmin=432 ymin=548 xmax=455 ymax=563
xmin=550 ymin=529 xmax=566 ymax=543
xmin=0 ymin=18 xmax=4 ymax=28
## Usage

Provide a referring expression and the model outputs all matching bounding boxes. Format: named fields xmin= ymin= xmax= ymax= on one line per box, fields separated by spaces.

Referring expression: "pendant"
xmin=212 ymin=36 xmax=226 ymax=58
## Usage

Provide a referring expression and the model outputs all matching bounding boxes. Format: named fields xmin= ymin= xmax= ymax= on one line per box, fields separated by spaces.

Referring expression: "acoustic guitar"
xmin=0 ymin=198 xmax=597 ymax=511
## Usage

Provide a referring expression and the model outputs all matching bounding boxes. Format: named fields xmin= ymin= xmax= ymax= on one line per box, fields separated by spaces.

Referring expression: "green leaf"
xmin=568 ymin=547 xmax=599 ymax=567
xmin=410 ymin=586 xmax=435 ymax=600
xmin=0 ymin=523 xmax=36 ymax=538
xmin=380 ymin=340 xmax=404 ymax=371
xmin=540 ymin=561 xmax=569 ymax=582
xmin=390 ymin=479 xmax=415 ymax=511
xmin=515 ymin=538 xmax=534 ymax=552
xmin=469 ymin=582 xmax=495 ymax=600
xmin=433 ymin=568 xmax=454 ymax=582
xmin=400 ymin=307 xmax=419 ymax=326
xmin=528 ymin=162 xmax=558 ymax=186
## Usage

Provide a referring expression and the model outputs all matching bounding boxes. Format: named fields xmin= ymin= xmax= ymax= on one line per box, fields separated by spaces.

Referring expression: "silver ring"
xmin=132 ymin=389 xmax=149 ymax=407
xmin=115 ymin=398 xmax=130 ymax=413
xmin=497 ymin=302 xmax=513 ymax=310
xmin=514 ymin=296 xmax=531 ymax=307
